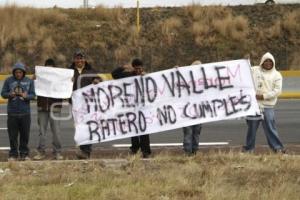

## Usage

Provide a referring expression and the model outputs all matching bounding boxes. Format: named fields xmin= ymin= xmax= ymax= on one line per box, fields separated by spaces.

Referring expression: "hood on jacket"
xmin=259 ymin=52 xmax=276 ymax=71
xmin=12 ymin=62 xmax=26 ymax=78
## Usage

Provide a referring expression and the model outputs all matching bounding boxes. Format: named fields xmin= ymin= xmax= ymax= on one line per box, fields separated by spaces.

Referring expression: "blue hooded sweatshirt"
xmin=1 ymin=62 xmax=35 ymax=114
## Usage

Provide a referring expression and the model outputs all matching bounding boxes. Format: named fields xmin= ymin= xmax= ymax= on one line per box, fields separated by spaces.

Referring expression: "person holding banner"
xmin=33 ymin=58 xmax=64 ymax=160
xmin=243 ymin=52 xmax=286 ymax=153
xmin=182 ymin=60 xmax=203 ymax=156
xmin=69 ymin=50 xmax=101 ymax=159
xmin=111 ymin=58 xmax=152 ymax=158
xmin=1 ymin=62 xmax=35 ymax=161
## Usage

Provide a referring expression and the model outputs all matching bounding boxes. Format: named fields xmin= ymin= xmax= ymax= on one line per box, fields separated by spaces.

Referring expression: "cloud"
xmin=0 ymin=0 xmax=258 ymax=8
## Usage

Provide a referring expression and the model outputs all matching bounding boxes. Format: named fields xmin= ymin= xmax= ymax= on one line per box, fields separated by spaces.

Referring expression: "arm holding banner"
xmin=111 ymin=65 xmax=135 ymax=79
xmin=243 ymin=52 xmax=285 ymax=153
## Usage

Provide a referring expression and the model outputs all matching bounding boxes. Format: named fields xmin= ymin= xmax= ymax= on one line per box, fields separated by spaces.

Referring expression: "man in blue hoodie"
xmin=1 ymin=62 xmax=35 ymax=161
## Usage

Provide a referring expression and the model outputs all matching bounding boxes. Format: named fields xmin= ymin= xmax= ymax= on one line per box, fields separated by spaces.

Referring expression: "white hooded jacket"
xmin=251 ymin=52 xmax=282 ymax=108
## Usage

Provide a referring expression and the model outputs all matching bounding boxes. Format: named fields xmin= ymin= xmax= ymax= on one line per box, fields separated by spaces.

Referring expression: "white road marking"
xmin=0 ymin=114 xmax=7 ymax=116
xmin=113 ymin=142 xmax=229 ymax=148
xmin=0 ymin=147 xmax=10 ymax=150
xmin=0 ymin=128 xmax=7 ymax=130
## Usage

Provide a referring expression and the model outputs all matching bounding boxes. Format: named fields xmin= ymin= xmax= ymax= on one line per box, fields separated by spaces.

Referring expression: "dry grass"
xmin=290 ymin=51 xmax=300 ymax=70
xmin=0 ymin=152 xmax=299 ymax=200
xmin=282 ymin=10 xmax=300 ymax=35
xmin=160 ymin=17 xmax=182 ymax=45
xmin=267 ymin=21 xmax=282 ymax=38
xmin=188 ymin=5 xmax=249 ymax=50
xmin=0 ymin=6 xmax=65 ymax=71
xmin=188 ymin=6 xmax=230 ymax=46
xmin=265 ymin=9 xmax=300 ymax=40
xmin=0 ymin=5 xmax=299 ymax=71
xmin=212 ymin=15 xmax=249 ymax=41
xmin=281 ymin=9 xmax=300 ymax=46
xmin=185 ymin=5 xmax=231 ymax=22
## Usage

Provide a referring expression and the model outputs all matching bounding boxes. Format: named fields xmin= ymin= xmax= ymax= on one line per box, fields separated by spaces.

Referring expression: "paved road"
xmin=0 ymin=99 xmax=299 ymax=150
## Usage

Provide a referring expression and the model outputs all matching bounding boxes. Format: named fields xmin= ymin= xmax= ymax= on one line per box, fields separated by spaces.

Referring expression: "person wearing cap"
xmin=181 ymin=60 xmax=203 ymax=156
xmin=243 ymin=52 xmax=286 ymax=153
xmin=111 ymin=58 xmax=152 ymax=158
xmin=1 ymin=62 xmax=36 ymax=161
xmin=69 ymin=50 xmax=101 ymax=159
xmin=33 ymin=58 xmax=64 ymax=160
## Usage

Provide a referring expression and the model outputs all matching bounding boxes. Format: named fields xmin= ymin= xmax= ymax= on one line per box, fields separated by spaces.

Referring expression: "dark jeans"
xmin=130 ymin=135 xmax=151 ymax=155
xmin=7 ymin=113 xmax=31 ymax=158
xmin=80 ymin=144 xmax=92 ymax=156
xmin=183 ymin=124 xmax=202 ymax=154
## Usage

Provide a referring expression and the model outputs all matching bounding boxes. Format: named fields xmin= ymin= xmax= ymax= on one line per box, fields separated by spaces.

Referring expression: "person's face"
xmin=134 ymin=65 xmax=143 ymax=75
xmin=262 ymin=59 xmax=273 ymax=70
xmin=14 ymin=69 xmax=24 ymax=80
xmin=74 ymin=55 xmax=85 ymax=69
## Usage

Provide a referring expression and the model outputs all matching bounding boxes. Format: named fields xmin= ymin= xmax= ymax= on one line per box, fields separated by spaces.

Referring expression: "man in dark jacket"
xmin=1 ymin=62 xmax=35 ymax=161
xmin=69 ymin=50 xmax=101 ymax=159
xmin=111 ymin=58 xmax=151 ymax=158
xmin=33 ymin=58 xmax=64 ymax=160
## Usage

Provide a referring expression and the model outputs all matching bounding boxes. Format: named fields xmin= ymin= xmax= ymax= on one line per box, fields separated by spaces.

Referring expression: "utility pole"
xmin=137 ymin=0 xmax=140 ymax=34
xmin=83 ymin=0 xmax=89 ymax=8
xmin=136 ymin=0 xmax=142 ymax=58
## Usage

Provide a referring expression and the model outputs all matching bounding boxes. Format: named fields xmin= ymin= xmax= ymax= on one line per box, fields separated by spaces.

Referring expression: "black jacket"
xmin=69 ymin=62 xmax=101 ymax=91
xmin=111 ymin=67 xmax=137 ymax=80
xmin=37 ymin=96 xmax=62 ymax=112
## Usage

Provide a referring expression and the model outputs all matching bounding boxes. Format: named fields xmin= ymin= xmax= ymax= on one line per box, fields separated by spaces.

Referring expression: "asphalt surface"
xmin=0 ymin=99 xmax=299 ymax=151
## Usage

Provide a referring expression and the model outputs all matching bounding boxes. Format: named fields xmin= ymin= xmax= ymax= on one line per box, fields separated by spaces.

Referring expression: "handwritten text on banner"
xmin=72 ymin=59 xmax=260 ymax=145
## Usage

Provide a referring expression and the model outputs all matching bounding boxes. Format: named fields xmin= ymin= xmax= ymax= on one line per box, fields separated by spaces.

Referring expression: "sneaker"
xmin=129 ymin=147 xmax=138 ymax=155
xmin=184 ymin=151 xmax=196 ymax=157
xmin=241 ymin=147 xmax=254 ymax=154
xmin=275 ymin=148 xmax=287 ymax=154
xmin=54 ymin=153 xmax=64 ymax=160
xmin=142 ymin=153 xmax=151 ymax=159
xmin=7 ymin=157 xmax=17 ymax=161
xmin=20 ymin=156 xmax=31 ymax=161
xmin=33 ymin=152 xmax=46 ymax=160
xmin=76 ymin=150 xmax=90 ymax=160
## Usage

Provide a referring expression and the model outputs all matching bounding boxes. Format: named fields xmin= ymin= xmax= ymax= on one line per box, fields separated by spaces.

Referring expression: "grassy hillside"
xmin=0 ymin=152 xmax=299 ymax=200
xmin=0 ymin=4 xmax=299 ymax=73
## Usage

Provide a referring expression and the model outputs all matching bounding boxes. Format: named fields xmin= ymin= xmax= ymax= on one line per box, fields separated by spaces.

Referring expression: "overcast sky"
xmin=0 ymin=0 xmax=264 ymax=8
xmin=0 ymin=0 xmax=299 ymax=8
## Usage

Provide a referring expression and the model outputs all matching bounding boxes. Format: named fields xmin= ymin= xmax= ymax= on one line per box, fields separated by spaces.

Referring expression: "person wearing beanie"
xmin=1 ymin=62 xmax=35 ymax=161
xmin=69 ymin=50 xmax=101 ymax=159
xmin=33 ymin=58 xmax=64 ymax=160
xmin=111 ymin=58 xmax=152 ymax=158
xmin=243 ymin=52 xmax=286 ymax=153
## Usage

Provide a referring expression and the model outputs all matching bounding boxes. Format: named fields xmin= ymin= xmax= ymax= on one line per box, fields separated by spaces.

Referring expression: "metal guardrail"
xmin=0 ymin=73 xmax=113 ymax=104
xmin=0 ymin=71 xmax=299 ymax=104
xmin=0 ymin=73 xmax=113 ymax=81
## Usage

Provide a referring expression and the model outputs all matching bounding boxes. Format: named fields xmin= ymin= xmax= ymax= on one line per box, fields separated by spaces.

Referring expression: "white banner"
xmin=34 ymin=66 xmax=74 ymax=98
xmin=72 ymin=59 xmax=260 ymax=145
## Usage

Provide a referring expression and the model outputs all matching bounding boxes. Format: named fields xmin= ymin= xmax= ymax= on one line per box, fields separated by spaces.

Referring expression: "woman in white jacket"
xmin=243 ymin=52 xmax=285 ymax=153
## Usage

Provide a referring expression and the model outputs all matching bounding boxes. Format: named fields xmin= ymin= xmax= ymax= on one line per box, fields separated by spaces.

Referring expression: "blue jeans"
xmin=244 ymin=108 xmax=284 ymax=151
xmin=183 ymin=124 xmax=202 ymax=153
